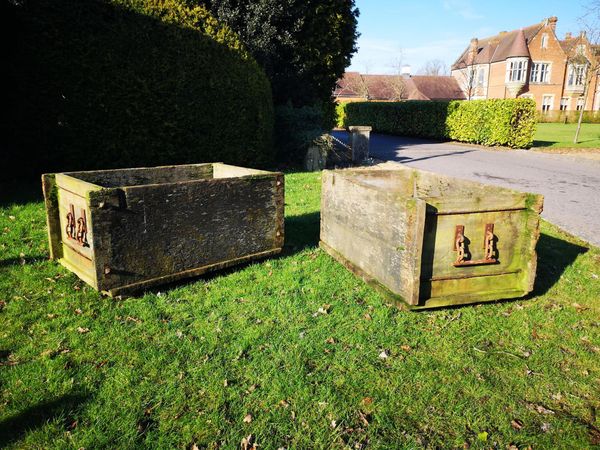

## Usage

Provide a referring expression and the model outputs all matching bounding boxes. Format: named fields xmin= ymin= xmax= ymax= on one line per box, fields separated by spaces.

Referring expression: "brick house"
xmin=334 ymin=72 xmax=465 ymax=102
xmin=451 ymin=17 xmax=600 ymax=112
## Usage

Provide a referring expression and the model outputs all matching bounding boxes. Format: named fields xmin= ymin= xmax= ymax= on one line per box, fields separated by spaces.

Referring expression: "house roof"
xmin=333 ymin=73 xmax=465 ymax=101
xmin=452 ymin=22 xmax=543 ymax=69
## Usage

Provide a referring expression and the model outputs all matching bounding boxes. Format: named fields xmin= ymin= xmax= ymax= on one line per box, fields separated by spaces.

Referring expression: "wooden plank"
xmin=65 ymin=163 xmax=213 ymax=188
xmin=212 ymin=163 xmax=278 ymax=179
xmin=60 ymin=245 xmax=97 ymax=288
xmin=41 ymin=174 xmax=63 ymax=260
xmin=105 ymin=248 xmax=281 ymax=297
xmin=93 ymin=175 xmax=283 ymax=291
xmin=320 ymin=169 xmax=421 ymax=304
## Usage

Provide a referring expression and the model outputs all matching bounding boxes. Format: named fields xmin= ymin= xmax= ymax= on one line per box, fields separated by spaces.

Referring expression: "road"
xmin=332 ymin=131 xmax=600 ymax=247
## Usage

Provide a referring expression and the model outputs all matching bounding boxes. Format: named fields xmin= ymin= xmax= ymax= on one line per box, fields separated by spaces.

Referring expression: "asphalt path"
xmin=332 ymin=131 xmax=600 ymax=247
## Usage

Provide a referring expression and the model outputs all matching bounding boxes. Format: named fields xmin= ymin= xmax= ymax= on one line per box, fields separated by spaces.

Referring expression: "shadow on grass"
xmin=531 ymin=232 xmax=588 ymax=296
xmin=0 ymin=255 xmax=47 ymax=268
xmin=0 ymin=394 xmax=89 ymax=447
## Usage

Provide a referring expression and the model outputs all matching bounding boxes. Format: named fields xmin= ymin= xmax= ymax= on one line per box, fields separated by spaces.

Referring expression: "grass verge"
xmin=0 ymin=172 xmax=599 ymax=449
xmin=533 ymin=123 xmax=600 ymax=149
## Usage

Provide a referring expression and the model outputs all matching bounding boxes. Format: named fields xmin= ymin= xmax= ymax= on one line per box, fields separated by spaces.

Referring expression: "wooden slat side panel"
xmin=60 ymin=245 xmax=97 ymax=289
xmin=42 ymin=174 xmax=63 ymax=260
xmin=212 ymin=163 xmax=277 ymax=179
xmin=65 ymin=163 xmax=214 ymax=188
xmin=92 ymin=176 xmax=283 ymax=290
xmin=320 ymin=171 xmax=417 ymax=303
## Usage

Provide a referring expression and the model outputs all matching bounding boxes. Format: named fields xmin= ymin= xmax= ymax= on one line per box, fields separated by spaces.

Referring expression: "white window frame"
xmin=477 ymin=67 xmax=485 ymax=86
xmin=541 ymin=95 xmax=554 ymax=112
xmin=576 ymin=97 xmax=585 ymax=111
xmin=506 ymin=58 xmax=528 ymax=83
xmin=541 ymin=33 xmax=548 ymax=49
xmin=559 ymin=97 xmax=569 ymax=111
xmin=530 ymin=62 xmax=551 ymax=83
xmin=568 ymin=64 xmax=587 ymax=86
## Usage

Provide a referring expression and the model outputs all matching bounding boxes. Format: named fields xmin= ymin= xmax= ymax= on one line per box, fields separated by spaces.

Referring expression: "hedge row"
xmin=3 ymin=0 xmax=274 ymax=180
xmin=337 ymin=98 xmax=537 ymax=149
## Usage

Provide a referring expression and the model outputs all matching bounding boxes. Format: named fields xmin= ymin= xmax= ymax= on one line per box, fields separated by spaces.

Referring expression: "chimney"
xmin=467 ymin=38 xmax=478 ymax=64
xmin=565 ymin=32 xmax=572 ymax=39
xmin=547 ymin=16 xmax=558 ymax=31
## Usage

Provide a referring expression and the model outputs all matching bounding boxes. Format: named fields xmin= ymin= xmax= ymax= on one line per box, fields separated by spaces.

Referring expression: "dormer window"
xmin=541 ymin=33 xmax=548 ymax=49
xmin=506 ymin=59 xmax=528 ymax=83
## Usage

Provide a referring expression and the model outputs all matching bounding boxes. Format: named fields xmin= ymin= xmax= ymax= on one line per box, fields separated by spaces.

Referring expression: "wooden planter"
xmin=320 ymin=164 xmax=543 ymax=309
xmin=42 ymin=163 xmax=284 ymax=296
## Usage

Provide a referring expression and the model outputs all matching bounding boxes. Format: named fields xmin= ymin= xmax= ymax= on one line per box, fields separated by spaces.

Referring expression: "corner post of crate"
xmin=524 ymin=193 xmax=544 ymax=292
xmin=41 ymin=173 xmax=63 ymax=260
xmin=348 ymin=126 xmax=372 ymax=162
xmin=274 ymin=173 xmax=285 ymax=249
xmin=87 ymin=188 xmax=123 ymax=292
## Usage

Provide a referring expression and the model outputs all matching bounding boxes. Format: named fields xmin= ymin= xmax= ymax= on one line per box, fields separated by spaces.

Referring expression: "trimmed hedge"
xmin=337 ymin=99 xmax=537 ymax=149
xmin=3 ymin=0 xmax=274 ymax=180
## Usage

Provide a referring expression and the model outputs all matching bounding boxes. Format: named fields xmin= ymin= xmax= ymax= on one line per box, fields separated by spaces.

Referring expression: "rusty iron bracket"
xmin=453 ymin=223 xmax=497 ymax=267
xmin=66 ymin=204 xmax=89 ymax=247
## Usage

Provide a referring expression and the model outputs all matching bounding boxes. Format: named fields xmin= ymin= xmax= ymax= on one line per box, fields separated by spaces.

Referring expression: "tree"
xmin=419 ymin=59 xmax=449 ymax=76
xmin=192 ymin=0 xmax=360 ymax=107
xmin=386 ymin=57 xmax=407 ymax=101
xmin=572 ymin=0 xmax=600 ymax=143
xmin=454 ymin=66 xmax=477 ymax=100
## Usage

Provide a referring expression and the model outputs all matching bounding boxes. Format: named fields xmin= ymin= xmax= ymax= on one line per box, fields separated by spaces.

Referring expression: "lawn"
xmin=1 ymin=172 xmax=599 ymax=449
xmin=534 ymin=123 xmax=600 ymax=149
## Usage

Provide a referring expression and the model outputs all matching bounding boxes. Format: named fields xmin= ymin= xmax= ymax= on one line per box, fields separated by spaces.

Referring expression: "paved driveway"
xmin=332 ymin=131 xmax=600 ymax=247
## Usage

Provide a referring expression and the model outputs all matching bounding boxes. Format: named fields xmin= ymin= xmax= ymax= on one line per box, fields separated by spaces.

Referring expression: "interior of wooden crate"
xmin=64 ymin=163 xmax=268 ymax=188
xmin=342 ymin=168 xmax=516 ymax=199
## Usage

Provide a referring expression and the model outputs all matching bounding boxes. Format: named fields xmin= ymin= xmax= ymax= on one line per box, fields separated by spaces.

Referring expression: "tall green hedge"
xmin=3 ymin=0 xmax=274 ymax=180
xmin=337 ymin=99 xmax=537 ymax=149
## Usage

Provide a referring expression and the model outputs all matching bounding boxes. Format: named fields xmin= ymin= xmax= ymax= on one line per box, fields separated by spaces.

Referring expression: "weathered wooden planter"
xmin=320 ymin=164 xmax=543 ymax=309
xmin=42 ymin=163 xmax=284 ymax=296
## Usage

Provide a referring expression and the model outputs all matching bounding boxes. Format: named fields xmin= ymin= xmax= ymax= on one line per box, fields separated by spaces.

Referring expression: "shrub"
xmin=3 ymin=0 xmax=274 ymax=180
xmin=274 ymin=104 xmax=325 ymax=164
xmin=337 ymin=98 xmax=537 ymax=149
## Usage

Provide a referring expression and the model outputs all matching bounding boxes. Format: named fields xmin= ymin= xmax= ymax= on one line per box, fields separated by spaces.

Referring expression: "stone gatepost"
xmin=348 ymin=126 xmax=372 ymax=163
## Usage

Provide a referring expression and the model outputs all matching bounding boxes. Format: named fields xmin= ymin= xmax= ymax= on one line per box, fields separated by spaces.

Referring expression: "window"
xmin=568 ymin=64 xmax=587 ymax=86
xmin=530 ymin=63 xmax=550 ymax=83
xmin=576 ymin=97 xmax=584 ymax=111
xmin=577 ymin=44 xmax=586 ymax=55
xmin=541 ymin=95 xmax=553 ymax=112
xmin=541 ymin=33 xmax=548 ymax=49
xmin=559 ymin=97 xmax=569 ymax=111
xmin=477 ymin=68 xmax=485 ymax=86
xmin=506 ymin=59 xmax=528 ymax=82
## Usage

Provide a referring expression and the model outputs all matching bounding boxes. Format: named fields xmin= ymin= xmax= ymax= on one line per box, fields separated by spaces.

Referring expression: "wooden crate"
xmin=320 ymin=163 xmax=543 ymax=309
xmin=42 ymin=163 xmax=284 ymax=296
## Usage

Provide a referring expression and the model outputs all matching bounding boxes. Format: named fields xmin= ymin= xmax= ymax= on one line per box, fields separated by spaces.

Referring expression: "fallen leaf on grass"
xmin=364 ymin=313 xmax=372 ymax=321
xmin=378 ymin=350 xmax=389 ymax=360
xmin=74 ymin=308 xmax=82 ymax=315
xmin=312 ymin=304 xmax=331 ymax=317
xmin=477 ymin=431 xmax=488 ymax=442
xmin=240 ymin=434 xmax=257 ymax=450
xmin=243 ymin=414 xmax=252 ymax=423
xmin=0 ymin=300 xmax=5 ymax=311
xmin=8 ymin=216 xmax=15 ymax=221
xmin=361 ymin=397 xmax=373 ymax=406
xmin=511 ymin=419 xmax=524 ymax=430
xmin=77 ymin=327 xmax=90 ymax=334
xmin=19 ymin=253 xmax=26 ymax=265
xmin=279 ymin=400 xmax=289 ymax=408
xmin=223 ymin=379 xmax=228 ymax=387
xmin=572 ymin=303 xmax=589 ymax=312
xmin=526 ymin=402 xmax=555 ymax=415
xmin=326 ymin=337 xmax=336 ymax=345
xmin=47 ymin=313 xmax=57 ymax=319
xmin=400 ymin=345 xmax=411 ymax=352
xmin=541 ymin=422 xmax=551 ymax=432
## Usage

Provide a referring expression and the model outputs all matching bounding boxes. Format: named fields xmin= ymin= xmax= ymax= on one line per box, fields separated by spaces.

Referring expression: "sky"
xmin=348 ymin=0 xmax=593 ymax=75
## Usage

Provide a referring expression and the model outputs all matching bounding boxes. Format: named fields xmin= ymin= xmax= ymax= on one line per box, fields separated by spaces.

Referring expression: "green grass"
xmin=534 ymin=123 xmax=600 ymax=149
xmin=1 ymin=172 xmax=599 ymax=449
